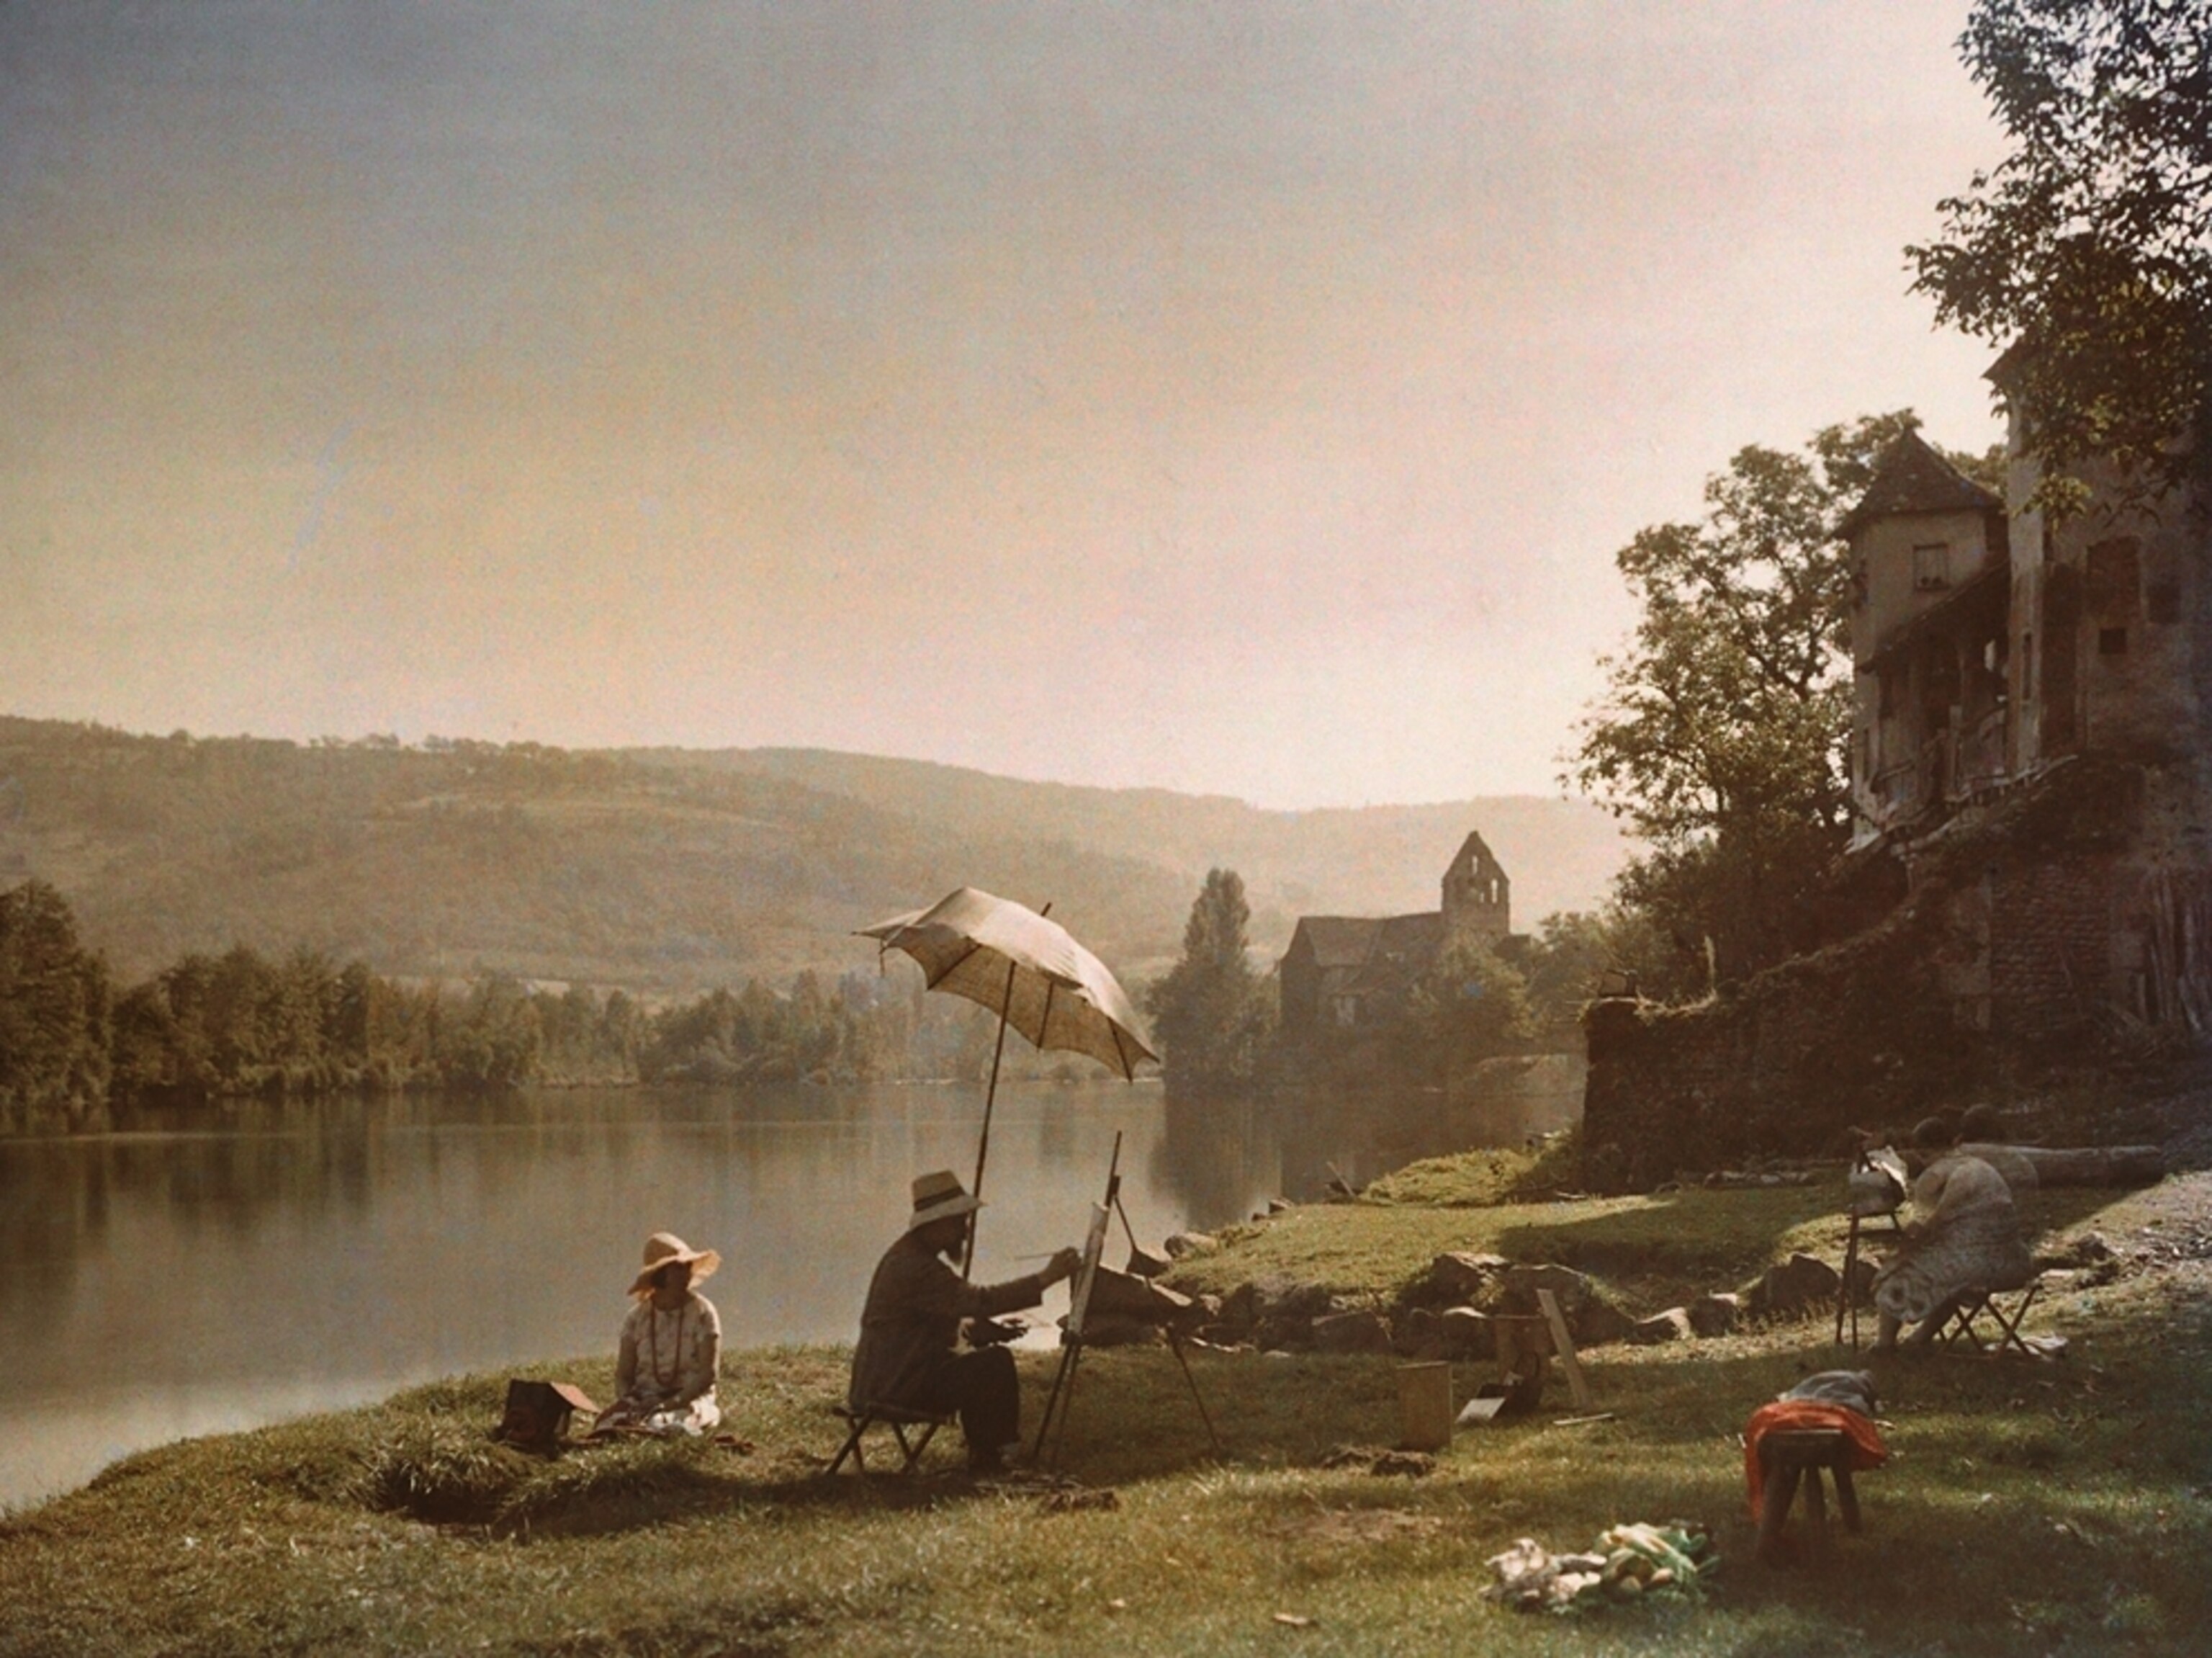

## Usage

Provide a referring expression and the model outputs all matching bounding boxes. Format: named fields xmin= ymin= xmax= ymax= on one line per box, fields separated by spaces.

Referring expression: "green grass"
xmin=5 ymin=1184 xmax=2209 ymax=1656
xmin=1163 ymin=1185 xmax=1841 ymax=1310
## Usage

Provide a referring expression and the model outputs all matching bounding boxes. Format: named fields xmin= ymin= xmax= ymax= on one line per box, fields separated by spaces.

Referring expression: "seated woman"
xmin=1871 ymin=1119 xmax=2034 ymax=1352
xmin=594 ymin=1232 xmax=724 ymax=1435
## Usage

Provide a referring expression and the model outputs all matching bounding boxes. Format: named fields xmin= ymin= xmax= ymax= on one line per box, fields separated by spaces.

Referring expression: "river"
xmin=0 ymin=1061 xmax=1581 ymax=1510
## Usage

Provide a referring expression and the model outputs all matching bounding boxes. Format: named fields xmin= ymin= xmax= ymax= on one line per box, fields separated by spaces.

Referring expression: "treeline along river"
xmin=0 ymin=1067 xmax=1580 ymax=1509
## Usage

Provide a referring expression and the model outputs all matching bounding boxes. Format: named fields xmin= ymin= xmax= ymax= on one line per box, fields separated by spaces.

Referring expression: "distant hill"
xmin=652 ymin=749 xmax=1633 ymax=958
xmin=0 ymin=718 xmax=1632 ymax=993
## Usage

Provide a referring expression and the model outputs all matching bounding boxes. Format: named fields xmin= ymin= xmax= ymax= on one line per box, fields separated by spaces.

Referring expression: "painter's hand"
xmin=1043 ymin=1246 xmax=1083 ymax=1286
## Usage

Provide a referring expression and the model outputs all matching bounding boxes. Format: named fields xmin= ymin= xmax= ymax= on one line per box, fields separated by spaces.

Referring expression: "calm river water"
xmin=0 ymin=1062 xmax=1580 ymax=1510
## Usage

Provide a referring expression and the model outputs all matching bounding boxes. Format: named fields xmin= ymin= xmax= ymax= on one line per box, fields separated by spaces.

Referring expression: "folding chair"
xmin=825 ymin=1401 xmax=955 ymax=1475
xmin=1933 ymin=1276 xmax=2043 ymax=1355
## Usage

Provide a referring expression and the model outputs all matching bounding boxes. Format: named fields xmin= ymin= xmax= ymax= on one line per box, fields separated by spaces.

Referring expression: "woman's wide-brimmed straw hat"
xmin=629 ymin=1232 xmax=721 ymax=1296
xmin=907 ymin=1169 xmax=984 ymax=1232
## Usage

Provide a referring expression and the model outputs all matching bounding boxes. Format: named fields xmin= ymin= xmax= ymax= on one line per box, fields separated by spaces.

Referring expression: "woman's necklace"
xmin=646 ymin=1299 xmax=688 ymax=1392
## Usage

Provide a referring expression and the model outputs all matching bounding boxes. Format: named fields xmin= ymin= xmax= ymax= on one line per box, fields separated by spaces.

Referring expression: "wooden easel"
xmin=1835 ymin=1152 xmax=1905 ymax=1350
xmin=1030 ymin=1132 xmax=1223 ymax=1469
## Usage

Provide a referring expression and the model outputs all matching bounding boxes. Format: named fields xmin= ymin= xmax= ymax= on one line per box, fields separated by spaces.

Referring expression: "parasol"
xmin=858 ymin=887 xmax=1156 ymax=1272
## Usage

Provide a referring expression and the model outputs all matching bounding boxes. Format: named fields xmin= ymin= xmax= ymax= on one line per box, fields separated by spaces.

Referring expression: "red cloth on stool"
xmin=1743 ymin=1400 xmax=1887 ymax=1520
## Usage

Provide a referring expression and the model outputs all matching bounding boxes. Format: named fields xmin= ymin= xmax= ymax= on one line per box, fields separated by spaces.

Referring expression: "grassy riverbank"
xmin=5 ymin=1155 xmax=2210 ymax=1656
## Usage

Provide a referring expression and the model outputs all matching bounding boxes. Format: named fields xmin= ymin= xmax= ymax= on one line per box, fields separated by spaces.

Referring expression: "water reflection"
xmin=1151 ymin=1053 xmax=1586 ymax=1221
xmin=0 ymin=1081 xmax=1236 ymax=1508
xmin=0 ymin=1059 xmax=1581 ymax=1509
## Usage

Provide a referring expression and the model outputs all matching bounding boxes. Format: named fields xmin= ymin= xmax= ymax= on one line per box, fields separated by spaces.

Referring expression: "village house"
xmin=1843 ymin=389 xmax=2212 ymax=1035
xmin=1277 ymin=831 xmax=1513 ymax=1036
xmin=1581 ymin=385 xmax=2212 ymax=1189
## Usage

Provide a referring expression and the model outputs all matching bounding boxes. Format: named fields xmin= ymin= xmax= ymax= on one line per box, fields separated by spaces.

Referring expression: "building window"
xmin=2087 ymin=537 xmax=2141 ymax=619
xmin=1913 ymin=543 xmax=1949 ymax=591
xmin=2099 ymin=627 xmax=2128 ymax=656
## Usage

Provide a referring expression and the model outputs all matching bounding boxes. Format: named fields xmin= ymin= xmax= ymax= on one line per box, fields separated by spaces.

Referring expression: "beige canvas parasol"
xmin=858 ymin=887 xmax=1156 ymax=1273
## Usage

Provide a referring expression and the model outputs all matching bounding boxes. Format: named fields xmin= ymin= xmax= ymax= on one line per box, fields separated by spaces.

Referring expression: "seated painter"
xmin=595 ymin=1232 xmax=724 ymax=1435
xmin=849 ymin=1170 xmax=1080 ymax=1474
xmin=1871 ymin=1119 xmax=2033 ymax=1352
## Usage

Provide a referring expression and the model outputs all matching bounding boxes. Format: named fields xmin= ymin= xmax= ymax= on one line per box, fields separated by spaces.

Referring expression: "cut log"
xmin=1963 ymin=1143 xmax=2163 ymax=1188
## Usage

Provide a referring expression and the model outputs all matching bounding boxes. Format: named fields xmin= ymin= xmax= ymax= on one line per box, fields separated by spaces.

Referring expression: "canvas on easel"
xmin=1064 ymin=1201 xmax=1110 ymax=1340
xmin=1032 ymin=1132 xmax=1223 ymax=1469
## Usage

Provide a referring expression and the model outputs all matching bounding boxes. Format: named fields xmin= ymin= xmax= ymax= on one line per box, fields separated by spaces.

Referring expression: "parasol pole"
xmin=963 ymin=902 xmax=1053 ymax=1282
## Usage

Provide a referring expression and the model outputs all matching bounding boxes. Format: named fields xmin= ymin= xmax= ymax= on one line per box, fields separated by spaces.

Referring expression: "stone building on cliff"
xmin=1582 ymin=394 xmax=2212 ymax=1191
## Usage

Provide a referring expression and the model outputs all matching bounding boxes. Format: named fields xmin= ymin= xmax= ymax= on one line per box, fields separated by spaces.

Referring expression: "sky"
xmin=0 ymin=1 xmax=2010 ymax=808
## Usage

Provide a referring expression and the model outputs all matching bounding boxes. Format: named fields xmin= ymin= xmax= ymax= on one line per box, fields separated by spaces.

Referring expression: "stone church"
xmin=1277 ymin=831 xmax=1512 ymax=1036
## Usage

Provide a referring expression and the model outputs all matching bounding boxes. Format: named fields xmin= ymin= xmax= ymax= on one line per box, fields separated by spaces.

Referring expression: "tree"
xmin=1910 ymin=0 xmax=2212 ymax=507
xmin=0 ymin=881 xmax=112 ymax=1130
xmin=1569 ymin=415 xmax=1999 ymax=986
xmin=1518 ymin=908 xmax=1674 ymax=1024
xmin=1145 ymin=869 xmax=1273 ymax=1093
xmin=1407 ymin=932 xmax=1535 ymax=1070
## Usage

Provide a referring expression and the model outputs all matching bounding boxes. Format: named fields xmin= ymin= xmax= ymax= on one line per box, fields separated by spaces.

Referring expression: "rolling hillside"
xmin=0 ymin=718 xmax=1631 ymax=993
xmin=655 ymin=748 xmax=1632 ymax=956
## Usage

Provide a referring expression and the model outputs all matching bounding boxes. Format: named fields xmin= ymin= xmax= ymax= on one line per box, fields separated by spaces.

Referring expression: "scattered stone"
xmin=1393 ymin=1305 xmax=1443 ymax=1358
xmin=1426 ymin=1251 xmax=1510 ymax=1304
xmin=1367 ymin=1450 xmax=1434 ymax=1477
xmin=1076 ymin=1314 xmax=1163 ymax=1348
xmin=1687 ymin=1293 xmax=1742 ymax=1338
xmin=1571 ymin=1299 xmax=1638 ymax=1348
xmin=1123 ymin=1246 xmax=1170 ymax=1279
xmin=1087 ymin=1267 xmax=1195 ymax=1322
xmin=1163 ymin=1232 xmax=1219 ymax=1259
xmin=1310 ymin=1309 xmax=1394 ymax=1355
xmin=2062 ymin=1231 xmax=2115 ymax=1265
xmin=1254 ymin=1316 xmax=1316 ymax=1352
xmin=1321 ymin=1444 xmax=1434 ymax=1477
xmin=1748 ymin=1252 xmax=1840 ymax=1318
xmin=1267 ymin=1197 xmax=1295 ymax=1216
xmin=1259 ymin=1281 xmax=1336 ymax=1321
xmin=1629 ymin=1307 xmax=1694 ymax=1345
xmin=1218 ymin=1283 xmax=1262 ymax=1332
xmin=1440 ymin=1306 xmax=1496 ymax=1360
xmin=1499 ymin=1263 xmax=1594 ymax=1313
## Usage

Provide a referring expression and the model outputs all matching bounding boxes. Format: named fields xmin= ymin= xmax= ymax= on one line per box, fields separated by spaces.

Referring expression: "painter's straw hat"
xmin=907 ymin=1169 xmax=984 ymax=1232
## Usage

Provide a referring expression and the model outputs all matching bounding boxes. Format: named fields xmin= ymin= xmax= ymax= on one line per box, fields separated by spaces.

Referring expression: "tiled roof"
xmin=1290 ymin=916 xmax=1387 ymax=969
xmin=1840 ymin=430 xmax=2002 ymax=537
xmin=1339 ymin=913 xmax=1447 ymax=1000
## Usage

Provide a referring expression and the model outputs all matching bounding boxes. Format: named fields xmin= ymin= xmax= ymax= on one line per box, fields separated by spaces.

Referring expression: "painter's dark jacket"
xmin=849 ymin=1232 xmax=1048 ymax=1409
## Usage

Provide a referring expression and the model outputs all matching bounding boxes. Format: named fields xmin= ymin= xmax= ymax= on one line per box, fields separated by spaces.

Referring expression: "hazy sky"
xmin=2 ymin=1 xmax=2008 ymax=807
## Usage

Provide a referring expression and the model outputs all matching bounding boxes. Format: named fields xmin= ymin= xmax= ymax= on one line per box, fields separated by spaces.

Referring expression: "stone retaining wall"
xmin=1581 ymin=756 xmax=2206 ymax=1191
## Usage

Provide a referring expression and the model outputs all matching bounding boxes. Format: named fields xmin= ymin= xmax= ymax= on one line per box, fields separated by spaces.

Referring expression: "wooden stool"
xmin=1755 ymin=1428 xmax=1862 ymax=1565
xmin=825 ymin=1402 xmax=953 ymax=1475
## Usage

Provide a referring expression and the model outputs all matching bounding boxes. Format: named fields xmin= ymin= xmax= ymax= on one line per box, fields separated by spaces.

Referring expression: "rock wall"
xmin=1581 ymin=756 xmax=2207 ymax=1191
